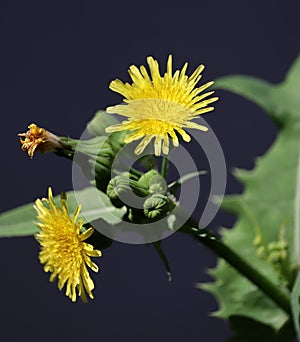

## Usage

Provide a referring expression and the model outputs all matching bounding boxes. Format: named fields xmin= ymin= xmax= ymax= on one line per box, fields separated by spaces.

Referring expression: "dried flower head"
xmin=18 ymin=123 xmax=61 ymax=158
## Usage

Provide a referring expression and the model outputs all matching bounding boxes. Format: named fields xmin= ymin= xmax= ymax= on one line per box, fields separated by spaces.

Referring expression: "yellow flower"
xmin=34 ymin=188 xmax=102 ymax=302
xmin=18 ymin=123 xmax=61 ymax=158
xmin=106 ymin=55 xmax=218 ymax=156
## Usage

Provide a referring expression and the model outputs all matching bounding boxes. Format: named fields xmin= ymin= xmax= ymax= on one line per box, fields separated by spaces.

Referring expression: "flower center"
xmin=126 ymin=98 xmax=193 ymax=124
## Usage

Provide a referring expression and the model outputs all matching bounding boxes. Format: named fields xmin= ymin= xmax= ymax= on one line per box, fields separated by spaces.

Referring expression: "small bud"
xmin=107 ymin=174 xmax=149 ymax=208
xmin=138 ymin=170 xmax=161 ymax=188
xmin=137 ymin=170 xmax=167 ymax=196
xmin=107 ymin=175 xmax=131 ymax=200
xmin=144 ymin=194 xmax=169 ymax=219
xmin=149 ymin=175 xmax=167 ymax=195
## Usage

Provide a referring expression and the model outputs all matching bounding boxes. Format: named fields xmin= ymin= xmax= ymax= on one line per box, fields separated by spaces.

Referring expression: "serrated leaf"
xmin=215 ymin=75 xmax=275 ymax=119
xmin=215 ymin=54 xmax=300 ymax=126
xmin=291 ymin=150 xmax=300 ymax=341
xmin=200 ymin=55 xmax=300 ymax=330
xmin=0 ymin=187 xmax=125 ymax=237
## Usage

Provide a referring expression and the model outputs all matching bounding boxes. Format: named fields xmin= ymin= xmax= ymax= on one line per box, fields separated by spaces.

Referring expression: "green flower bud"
xmin=267 ymin=241 xmax=288 ymax=264
xmin=107 ymin=174 xmax=149 ymax=208
xmin=149 ymin=175 xmax=167 ymax=195
xmin=137 ymin=170 xmax=167 ymax=196
xmin=143 ymin=194 xmax=169 ymax=219
xmin=107 ymin=175 xmax=131 ymax=207
xmin=138 ymin=170 xmax=160 ymax=188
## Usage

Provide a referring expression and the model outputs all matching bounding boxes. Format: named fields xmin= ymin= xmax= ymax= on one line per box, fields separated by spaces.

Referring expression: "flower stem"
xmin=161 ymin=156 xmax=168 ymax=180
xmin=182 ymin=224 xmax=291 ymax=315
xmin=129 ymin=167 xmax=143 ymax=178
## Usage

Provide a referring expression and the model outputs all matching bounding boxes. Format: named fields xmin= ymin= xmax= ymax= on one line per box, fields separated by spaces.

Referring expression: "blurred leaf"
xmin=86 ymin=110 xmax=127 ymax=154
xmin=229 ymin=315 xmax=294 ymax=342
xmin=215 ymin=76 xmax=275 ymax=120
xmin=291 ymin=149 xmax=300 ymax=341
xmin=228 ymin=315 xmax=276 ymax=341
xmin=86 ymin=110 xmax=119 ymax=137
xmin=215 ymin=54 xmax=300 ymax=127
xmin=291 ymin=272 xmax=300 ymax=341
xmin=199 ymin=55 xmax=300 ymax=330
xmin=0 ymin=187 xmax=125 ymax=237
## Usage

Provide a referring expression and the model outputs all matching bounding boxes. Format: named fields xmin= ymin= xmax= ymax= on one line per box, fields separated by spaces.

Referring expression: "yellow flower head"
xmin=34 ymin=188 xmax=102 ymax=302
xmin=18 ymin=123 xmax=61 ymax=159
xmin=106 ymin=55 xmax=218 ymax=156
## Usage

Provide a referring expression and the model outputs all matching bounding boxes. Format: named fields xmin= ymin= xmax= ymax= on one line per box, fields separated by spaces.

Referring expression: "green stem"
xmin=182 ymin=224 xmax=291 ymax=315
xmin=129 ymin=167 xmax=143 ymax=178
xmin=152 ymin=241 xmax=172 ymax=282
xmin=161 ymin=156 xmax=168 ymax=180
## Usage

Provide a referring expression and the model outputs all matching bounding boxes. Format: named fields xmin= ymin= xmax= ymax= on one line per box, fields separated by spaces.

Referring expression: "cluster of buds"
xmin=107 ymin=170 xmax=175 ymax=222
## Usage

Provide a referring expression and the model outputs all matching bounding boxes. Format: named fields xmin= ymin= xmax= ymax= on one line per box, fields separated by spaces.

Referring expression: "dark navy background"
xmin=1 ymin=1 xmax=299 ymax=341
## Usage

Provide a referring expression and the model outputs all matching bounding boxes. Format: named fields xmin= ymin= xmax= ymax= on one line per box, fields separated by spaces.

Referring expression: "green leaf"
xmin=228 ymin=315 xmax=276 ymax=342
xmin=0 ymin=187 xmax=125 ymax=237
xmin=291 ymin=149 xmax=300 ymax=341
xmin=200 ymin=55 xmax=300 ymax=330
xmin=215 ymin=76 xmax=275 ymax=120
xmin=85 ymin=109 xmax=128 ymax=154
xmin=86 ymin=110 xmax=119 ymax=137
xmin=291 ymin=272 xmax=300 ymax=340
xmin=215 ymin=54 xmax=300 ymax=127
xmin=294 ymin=148 xmax=300 ymax=265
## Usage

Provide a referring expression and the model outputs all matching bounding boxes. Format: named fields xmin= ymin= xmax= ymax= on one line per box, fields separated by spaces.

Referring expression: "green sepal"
xmin=58 ymin=136 xmax=115 ymax=192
